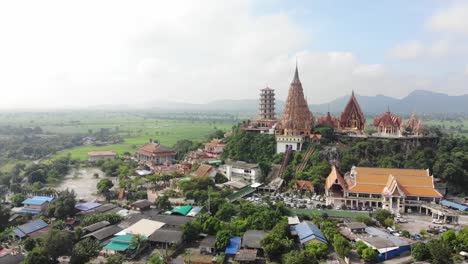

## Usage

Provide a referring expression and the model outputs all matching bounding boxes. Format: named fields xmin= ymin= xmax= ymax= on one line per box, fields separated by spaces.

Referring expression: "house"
xmin=199 ymin=235 xmax=216 ymax=254
xmin=102 ymin=234 xmax=136 ymax=255
xmin=287 ymin=216 xmax=300 ymax=226
xmin=293 ymin=222 xmax=328 ymax=245
xmin=75 ymin=202 xmax=101 ymax=212
xmin=136 ymin=141 xmax=176 ymax=165
xmin=150 ymin=215 xmax=194 ymax=228
xmin=0 ymin=249 xmax=24 ymax=264
xmin=83 ymin=221 xmax=110 ymax=233
xmin=362 ymin=227 xmax=410 ymax=261
xmin=220 ymin=161 xmax=260 ymax=183
xmin=167 ymin=205 xmax=193 ymax=216
xmin=325 ymin=165 xmax=443 ymax=214
xmin=20 ymin=196 xmax=54 ymax=214
xmin=82 ymin=225 xmax=123 ymax=242
xmin=88 ymin=150 xmax=117 ymax=162
xmin=344 ymin=222 xmax=367 ymax=234
xmin=225 ymin=237 xmax=241 ymax=255
xmin=118 ymin=219 xmax=165 ymax=237
xmin=130 ymin=200 xmax=152 ymax=211
xmin=148 ymin=226 xmax=183 ymax=248
xmin=242 ymin=230 xmax=267 ymax=250
xmin=12 ymin=219 xmax=49 ymax=239
xmin=204 ymin=139 xmax=226 ymax=156
xmin=234 ymin=249 xmax=258 ymax=264
xmin=193 ymin=164 xmax=217 ymax=178
xmin=296 ymin=180 xmax=314 ymax=192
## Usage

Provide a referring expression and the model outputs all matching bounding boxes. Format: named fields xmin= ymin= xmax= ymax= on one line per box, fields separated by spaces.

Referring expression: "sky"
xmin=0 ymin=0 xmax=467 ymax=109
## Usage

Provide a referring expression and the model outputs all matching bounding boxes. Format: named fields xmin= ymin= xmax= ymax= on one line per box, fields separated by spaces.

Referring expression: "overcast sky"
xmin=0 ymin=0 xmax=467 ymax=109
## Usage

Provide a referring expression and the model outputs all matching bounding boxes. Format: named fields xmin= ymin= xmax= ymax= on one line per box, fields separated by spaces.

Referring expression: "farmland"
xmin=0 ymin=111 xmax=239 ymax=160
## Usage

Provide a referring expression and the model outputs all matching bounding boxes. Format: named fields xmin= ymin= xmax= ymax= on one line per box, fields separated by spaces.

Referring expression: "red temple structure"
xmin=276 ymin=64 xmax=315 ymax=153
xmin=277 ymin=64 xmax=314 ymax=136
xmin=402 ymin=113 xmax=426 ymax=136
xmin=317 ymin=112 xmax=340 ymax=129
xmin=339 ymin=91 xmax=366 ymax=134
xmin=373 ymin=109 xmax=402 ymax=137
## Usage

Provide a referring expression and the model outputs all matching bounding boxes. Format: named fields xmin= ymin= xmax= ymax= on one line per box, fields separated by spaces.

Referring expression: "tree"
xmin=333 ymin=234 xmax=350 ymax=258
xmin=361 ymin=247 xmax=377 ymax=261
xmin=384 ymin=218 xmax=394 ymax=228
xmin=131 ymin=234 xmax=148 ymax=256
xmin=43 ymin=230 xmax=73 ymax=260
xmin=46 ymin=190 xmax=76 ymax=219
xmin=23 ymin=247 xmax=54 ymax=264
xmin=148 ymin=253 xmax=165 ymax=264
xmin=372 ymin=209 xmax=392 ymax=225
xmin=411 ymin=242 xmax=430 ymax=261
xmin=105 ymin=253 xmax=125 ymax=264
xmin=216 ymin=230 xmax=233 ymax=251
xmin=282 ymin=250 xmax=317 ymax=264
xmin=355 ymin=215 xmax=374 ymax=225
xmin=70 ymin=238 xmax=101 ymax=264
xmin=97 ymin=178 xmax=114 ymax=194
xmin=305 ymin=242 xmax=328 ymax=259
xmin=10 ymin=193 xmax=26 ymax=207
xmin=261 ymin=220 xmax=294 ymax=261
xmin=203 ymin=216 xmax=221 ymax=235
xmin=427 ymin=239 xmax=451 ymax=264
xmin=182 ymin=221 xmax=202 ymax=243
xmin=154 ymin=195 xmax=172 ymax=210
xmin=355 ymin=241 xmax=368 ymax=256
xmin=258 ymin=161 xmax=272 ymax=183
xmin=23 ymin=237 xmax=37 ymax=251
xmin=215 ymin=203 xmax=237 ymax=222
xmin=0 ymin=206 xmax=10 ymax=231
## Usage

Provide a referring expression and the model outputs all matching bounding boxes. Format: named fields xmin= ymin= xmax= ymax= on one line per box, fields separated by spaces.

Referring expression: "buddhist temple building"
xmin=402 ymin=113 xmax=426 ymax=136
xmin=325 ymin=166 xmax=442 ymax=214
xmin=136 ymin=141 xmax=176 ymax=165
xmin=276 ymin=64 xmax=315 ymax=153
xmin=339 ymin=91 xmax=366 ymax=134
xmin=317 ymin=112 xmax=340 ymax=129
xmin=242 ymin=86 xmax=277 ymax=134
xmin=373 ymin=109 xmax=403 ymax=137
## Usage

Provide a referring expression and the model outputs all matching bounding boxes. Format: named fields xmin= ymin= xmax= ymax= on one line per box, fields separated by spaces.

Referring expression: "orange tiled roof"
xmin=296 ymin=180 xmax=314 ymax=192
xmin=137 ymin=142 xmax=175 ymax=157
xmin=194 ymin=164 xmax=215 ymax=177
xmin=325 ymin=166 xmax=346 ymax=190
xmin=205 ymin=139 xmax=226 ymax=148
xmin=347 ymin=166 xmax=441 ymax=197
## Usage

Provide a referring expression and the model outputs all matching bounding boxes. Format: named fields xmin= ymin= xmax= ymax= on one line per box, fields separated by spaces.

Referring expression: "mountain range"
xmin=143 ymin=90 xmax=468 ymax=114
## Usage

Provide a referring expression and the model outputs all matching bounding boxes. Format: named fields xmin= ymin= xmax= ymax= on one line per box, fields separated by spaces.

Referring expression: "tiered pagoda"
xmin=339 ymin=91 xmax=366 ymax=134
xmin=242 ymin=86 xmax=277 ymax=134
xmin=276 ymin=64 xmax=315 ymax=153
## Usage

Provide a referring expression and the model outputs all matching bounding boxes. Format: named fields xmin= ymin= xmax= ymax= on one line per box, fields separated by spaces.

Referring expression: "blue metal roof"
xmin=75 ymin=202 xmax=101 ymax=211
xmin=19 ymin=208 xmax=41 ymax=214
xmin=441 ymin=200 xmax=468 ymax=211
xmin=13 ymin=219 xmax=48 ymax=238
xmin=294 ymin=222 xmax=328 ymax=244
xmin=22 ymin=196 xmax=54 ymax=205
xmin=225 ymin=237 xmax=241 ymax=255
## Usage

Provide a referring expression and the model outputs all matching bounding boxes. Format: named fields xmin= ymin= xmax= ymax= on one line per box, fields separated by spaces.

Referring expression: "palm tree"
xmin=130 ymin=234 xmax=148 ymax=256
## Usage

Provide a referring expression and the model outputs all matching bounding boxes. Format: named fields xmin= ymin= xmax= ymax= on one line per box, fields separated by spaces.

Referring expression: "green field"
xmin=292 ymin=208 xmax=370 ymax=219
xmin=0 ymin=111 xmax=237 ymax=160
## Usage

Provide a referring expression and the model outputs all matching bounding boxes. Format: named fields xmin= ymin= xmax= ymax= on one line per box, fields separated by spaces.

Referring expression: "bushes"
xmin=80 ymin=213 xmax=123 ymax=226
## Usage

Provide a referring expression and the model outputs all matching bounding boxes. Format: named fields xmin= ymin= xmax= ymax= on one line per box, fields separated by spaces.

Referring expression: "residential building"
xmin=344 ymin=222 xmax=367 ymax=234
xmin=82 ymin=225 xmax=123 ymax=242
xmin=20 ymin=196 xmax=54 ymax=214
xmin=149 ymin=226 xmax=183 ymax=249
xmin=325 ymin=165 xmax=443 ymax=214
xmin=225 ymin=237 xmax=241 ymax=255
xmin=204 ymin=139 xmax=226 ymax=156
xmin=130 ymin=200 xmax=152 ymax=211
xmin=292 ymin=221 xmax=328 ymax=245
xmin=242 ymin=230 xmax=267 ymax=251
xmin=199 ymin=235 xmax=216 ymax=254
xmin=12 ymin=219 xmax=49 ymax=239
xmin=88 ymin=150 xmax=117 ymax=162
xmin=221 ymin=161 xmax=259 ymax=183
xmin=102 ymin=234 xmax=136 ymax=255
xmin=83 ymin=221 xmax=110 ymax=233
xmin=136 ymin=141 xmax=176 ymax=165
xmin=193 ymin=164 xmax=217 ymax=178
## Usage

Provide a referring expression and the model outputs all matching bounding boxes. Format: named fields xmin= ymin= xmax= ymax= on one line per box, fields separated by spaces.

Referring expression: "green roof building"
xmin=103 ymin=234 xmax=136 ymax=252
xmin=170 ymin=205 xmax=193 ymax=216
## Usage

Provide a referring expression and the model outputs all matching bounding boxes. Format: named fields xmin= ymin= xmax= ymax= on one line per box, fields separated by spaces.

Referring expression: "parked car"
xmin=411 ymin=234 xmax=422 ymax=240
xmin=432 ymin=219 xmax=443 ymax=224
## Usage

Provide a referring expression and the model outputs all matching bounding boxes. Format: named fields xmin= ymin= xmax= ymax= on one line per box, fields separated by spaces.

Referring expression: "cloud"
xmin=389 ymin=41 xmax=425 ymax=59
xmin=427 ymin=2 xmax=468 ymax=34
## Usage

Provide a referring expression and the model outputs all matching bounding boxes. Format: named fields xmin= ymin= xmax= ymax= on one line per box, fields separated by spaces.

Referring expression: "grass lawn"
xmin=0 ymin=160 xmax=32 ymax=173
xmin=292 ymin=208 xmax=370 ymax=219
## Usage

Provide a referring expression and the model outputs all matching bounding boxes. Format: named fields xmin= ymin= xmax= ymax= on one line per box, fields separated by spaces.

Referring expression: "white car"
xmin=432 ymin=219 xmax=443 ymax=224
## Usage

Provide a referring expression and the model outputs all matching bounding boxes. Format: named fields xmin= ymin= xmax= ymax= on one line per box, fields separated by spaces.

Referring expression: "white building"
xmin=220 ymin=161 xmax=260 ymax=183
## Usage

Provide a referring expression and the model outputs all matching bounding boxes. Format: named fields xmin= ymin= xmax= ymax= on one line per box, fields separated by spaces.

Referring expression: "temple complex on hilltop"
xmin=402 ymin=113 xmax=426 ymax=136
xmin=372 ymin=110 xmax=427 ymax=137
xmin=275 ymin=64 xmax=315 ymax=153
xmin=242 ymin=87 xmax=277 ymax=134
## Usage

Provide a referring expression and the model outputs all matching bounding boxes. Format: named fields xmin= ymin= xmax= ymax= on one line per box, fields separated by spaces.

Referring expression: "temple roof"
xmin=325 ymin=165 xmax=346 ymax=190
xmin=373 ymin=110 xmax=402 ymax=127
xmin=278 ymin=64 xmax=314 ymax=133
xmin=318 ymin=112 xmax=340 ymax=128
xmin=340 ymin=91 xmax=365 ymax=129
xmin=403 ymin=113 xmax=425 ymax=134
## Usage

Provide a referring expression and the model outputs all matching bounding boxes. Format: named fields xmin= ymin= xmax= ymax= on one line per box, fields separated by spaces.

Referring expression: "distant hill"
xmin=139 ymin=90 xmax=467 ymax=114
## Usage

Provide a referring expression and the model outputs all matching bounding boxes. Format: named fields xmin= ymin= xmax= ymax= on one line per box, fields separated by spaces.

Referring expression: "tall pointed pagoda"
xmin=276 ymin=63 xmax=315 ymax=153
xmin=339 ymin=91 xmax=365 ymax=133
xmin=278 ymin=63 xmax=315 ymax=136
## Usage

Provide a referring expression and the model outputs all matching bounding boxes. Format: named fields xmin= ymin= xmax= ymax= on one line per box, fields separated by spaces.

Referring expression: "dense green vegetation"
xmin=412 ymin=228 xmax=468 ymax=263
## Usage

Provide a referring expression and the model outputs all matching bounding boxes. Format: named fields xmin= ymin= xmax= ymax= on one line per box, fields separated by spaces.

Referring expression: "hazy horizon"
xmin=1 ymin=1 xmax=468 ymax=109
